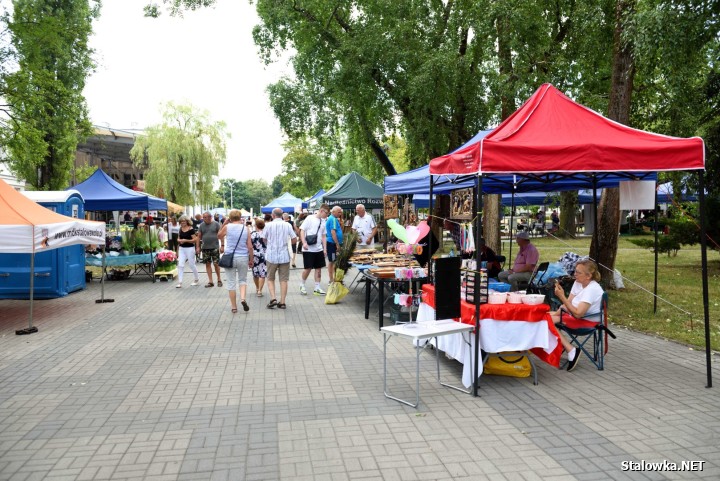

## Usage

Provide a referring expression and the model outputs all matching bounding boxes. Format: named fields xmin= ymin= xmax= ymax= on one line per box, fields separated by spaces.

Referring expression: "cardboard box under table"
xmin=418 ymin=284 xmax=563 ymax=387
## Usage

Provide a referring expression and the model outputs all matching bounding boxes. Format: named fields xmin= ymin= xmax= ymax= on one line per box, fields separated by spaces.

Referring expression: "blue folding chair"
xmin=557 ymin=292 xmax=616 ymax=370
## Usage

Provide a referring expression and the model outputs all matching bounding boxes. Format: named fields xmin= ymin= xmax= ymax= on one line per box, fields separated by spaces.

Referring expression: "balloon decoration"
xmin=387 ymin=219 xmax=409 ymax=243
xmin=405 ymin=221 xmax=430 ymax=244
xmin=390 ymin=220 xmax=429 ymax=256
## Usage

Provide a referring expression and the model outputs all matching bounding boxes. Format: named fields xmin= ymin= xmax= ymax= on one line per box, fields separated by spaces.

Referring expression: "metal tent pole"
xmin=697 ymin=170 xmax=712 ymax=388
xmin=473 ymin=175 xmax=483 ymax=397
xmin=96 ymin=246 xmax=114 ymax=304
xmin=17 ymin=248 xmax=39 ymax=335
xmin=592 ymin=175 xmax=599 ymax=261
xmin=654 ymin=182 xmax=659 ymax=314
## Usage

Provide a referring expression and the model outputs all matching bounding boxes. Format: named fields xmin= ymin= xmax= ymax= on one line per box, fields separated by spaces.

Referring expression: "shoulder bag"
xmin=305 ymin=219 xmax=322 ymax=246
xmin=219 ymin=225 xmax=244 ymax=268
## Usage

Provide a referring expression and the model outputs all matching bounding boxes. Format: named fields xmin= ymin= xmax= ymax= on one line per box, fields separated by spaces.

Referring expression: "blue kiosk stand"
xmin=0 ymin=190 xmax=87 ymax=299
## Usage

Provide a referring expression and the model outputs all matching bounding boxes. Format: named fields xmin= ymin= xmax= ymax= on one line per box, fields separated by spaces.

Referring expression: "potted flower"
xmin=156 ymin=250 xmax=177 ymax=272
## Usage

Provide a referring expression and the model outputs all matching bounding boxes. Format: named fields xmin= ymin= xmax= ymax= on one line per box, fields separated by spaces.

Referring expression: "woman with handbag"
xmin=218 ymin=210 xmax=254 ymax=313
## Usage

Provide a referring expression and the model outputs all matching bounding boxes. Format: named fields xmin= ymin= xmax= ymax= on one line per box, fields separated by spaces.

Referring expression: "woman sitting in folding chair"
xmin=549 ymin=259 xmax=604 ymax=372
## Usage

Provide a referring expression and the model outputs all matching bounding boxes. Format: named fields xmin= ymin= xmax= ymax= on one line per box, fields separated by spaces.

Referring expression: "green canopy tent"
xmin=322 ymin=171 xmax=384 ymax=209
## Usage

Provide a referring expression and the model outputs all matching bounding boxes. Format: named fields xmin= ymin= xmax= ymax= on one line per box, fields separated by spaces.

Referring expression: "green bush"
xmin=629 ymin=216 xmax=699 ymax=256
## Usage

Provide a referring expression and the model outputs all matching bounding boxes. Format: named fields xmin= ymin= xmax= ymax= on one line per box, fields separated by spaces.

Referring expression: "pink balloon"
xmin=405 ymin=225 xmax=421 ymax=244
xmin=405 ymin=221 xmax=430 ymax=244
xmin=415 ymin=221 xmax=431 ymax=243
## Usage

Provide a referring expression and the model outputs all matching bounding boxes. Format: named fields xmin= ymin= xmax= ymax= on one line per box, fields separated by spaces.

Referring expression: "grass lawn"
xmin=501 ymin=235 xmax=720 ymax=350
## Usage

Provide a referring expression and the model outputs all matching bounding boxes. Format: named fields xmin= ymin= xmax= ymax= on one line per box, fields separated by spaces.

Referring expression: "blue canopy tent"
xmin=261 ymin=192 xmax=303 ymax=214
xmin=305 ymin=189 xmax=325 ymax=210
xmin=70 ymin=169 xmax=168 ymax=211
xmin=657 ymin=182 xmax=698 ymax=203
xmin=411 ymin=191 xmax=598 ymax=208
xmin=385 ymin=162 xmax=655 ymax=195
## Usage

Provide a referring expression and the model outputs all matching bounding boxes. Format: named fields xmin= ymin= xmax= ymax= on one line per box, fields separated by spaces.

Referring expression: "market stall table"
xmin=362 ymin=271 xmax=429 ymax=329
xmin=381 ymin=320 xmax=474 ymax=408
xmin=85 ymin=253 xmax=156 ymax=282
xmin=419 ymin=284 xmax=563 ymax=387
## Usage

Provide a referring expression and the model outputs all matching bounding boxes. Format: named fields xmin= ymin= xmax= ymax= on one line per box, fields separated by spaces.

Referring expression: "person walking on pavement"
xmin=251 ymin=218 xmax=268 ymax=297
xmin=283 ymin=212 xmax=300 ymax=268
xmin=262 ymin=208 xmax=297 ymax=309
xmin=325 ymin=206 xmax=344 ymax=283
xmin=218 ymin=210 xmax=253 ymax=314
xmin=299 ymin=204 xmax=328 ymax=296
xmin=175 ymin=215 xmax=200 ymax=288
xmin=198 ymin=211 xmax=223 ymax=287
xmin=166 ymin=216 xmax=180 ymax=254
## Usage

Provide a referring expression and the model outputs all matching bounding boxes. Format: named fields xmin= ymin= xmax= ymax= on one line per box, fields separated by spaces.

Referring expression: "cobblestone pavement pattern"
xmin=0 ymin=263 xmax=718 ymax=480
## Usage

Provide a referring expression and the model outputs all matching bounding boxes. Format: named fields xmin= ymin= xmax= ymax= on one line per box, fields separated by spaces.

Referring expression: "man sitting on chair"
xmin=497 ymin=231 xmax=538 ymax=291
xmin=550 ymin=259 xmax=605 ymax=372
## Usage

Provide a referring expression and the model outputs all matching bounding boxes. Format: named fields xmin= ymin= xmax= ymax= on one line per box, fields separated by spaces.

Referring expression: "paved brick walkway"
xmin=0 ymin=264 xmax=718 ymax=480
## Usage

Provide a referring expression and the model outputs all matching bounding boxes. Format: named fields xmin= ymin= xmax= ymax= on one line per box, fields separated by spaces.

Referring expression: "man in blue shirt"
xmin=326 ymin=206 xmax=343 ymax=282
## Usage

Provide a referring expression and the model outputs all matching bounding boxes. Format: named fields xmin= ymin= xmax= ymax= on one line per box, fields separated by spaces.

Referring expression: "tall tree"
xmin=278 ymin=137 xmax=327 ymax=199
xmin=130 ymin=102 xmax=228 ymax=206
xmin=591 ymin=0 xmax=719 ymax=287
xmin=1 ymin=0 xmax=99 ymax=190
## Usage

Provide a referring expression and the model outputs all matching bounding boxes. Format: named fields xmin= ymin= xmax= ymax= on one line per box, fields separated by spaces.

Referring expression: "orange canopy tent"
xmin=0 ymin=179 xmax=105 ymax=333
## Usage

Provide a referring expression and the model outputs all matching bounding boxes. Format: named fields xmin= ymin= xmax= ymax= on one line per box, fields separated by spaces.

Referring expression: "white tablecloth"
xmin=416 ymin=302 xmax=559 ymax=387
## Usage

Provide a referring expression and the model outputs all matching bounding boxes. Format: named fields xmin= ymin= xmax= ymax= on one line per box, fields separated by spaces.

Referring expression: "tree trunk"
xmin=591 ymin=0 xmax=636 ymax=289
xmin=558 ymin=191 xmax=577 ymax=238
xmin=369 ymin=138 xmax=397 ymax=176
xmin=483 ymin=194 xmax=501 ymax=254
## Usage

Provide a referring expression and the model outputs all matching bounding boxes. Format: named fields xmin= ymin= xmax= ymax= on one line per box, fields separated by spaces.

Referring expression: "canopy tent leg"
xmin=473 ymin=175 xmax=483 ymax=398
xmin=654 ymin=182 xmax=659 ymax=314
xmin=16 ymin=252 xmax=39 ymax=335
xmin=697 ymin=170 xmax=712 ymax=388
xmin=96 ymin=246 xmax=114 ymax=304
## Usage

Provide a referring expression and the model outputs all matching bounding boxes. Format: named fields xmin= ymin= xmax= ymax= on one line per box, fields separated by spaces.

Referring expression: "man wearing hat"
xmin=498 ymin=231 xmax=539 ymax=291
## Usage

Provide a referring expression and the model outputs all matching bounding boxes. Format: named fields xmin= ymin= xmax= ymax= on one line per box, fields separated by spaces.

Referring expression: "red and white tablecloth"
xmin=418 ymin=285 xmax=562 ymax=387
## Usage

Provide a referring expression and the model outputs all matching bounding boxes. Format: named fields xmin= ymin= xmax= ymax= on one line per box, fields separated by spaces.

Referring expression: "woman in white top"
xmin=218 ymin=210 xmax=254 ymax=314
xmin=550 ymin=259 xmax=605 ymax=372
xmin=167 ymin=216 xmax=180 ymax=253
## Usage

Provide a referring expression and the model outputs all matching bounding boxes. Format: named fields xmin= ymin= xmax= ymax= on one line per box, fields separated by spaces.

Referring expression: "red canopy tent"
xmin=428 ymin=83 xmax=710 ymax=391
xmin=430 ymin=83 xmax=704 ymax=176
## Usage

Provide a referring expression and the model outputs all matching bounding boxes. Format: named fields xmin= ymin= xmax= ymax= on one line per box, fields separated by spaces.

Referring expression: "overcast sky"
xmin=83 ymin=0 xmax=290 ymax=183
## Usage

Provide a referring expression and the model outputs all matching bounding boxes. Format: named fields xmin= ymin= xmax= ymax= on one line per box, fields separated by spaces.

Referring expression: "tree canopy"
xmin=1 ymin=0 xmax=99 ymax=190
xmin=215 ymin=178 xmax=273 ymax=214
xmin=130 ymin=102 xmax=228 ymax=206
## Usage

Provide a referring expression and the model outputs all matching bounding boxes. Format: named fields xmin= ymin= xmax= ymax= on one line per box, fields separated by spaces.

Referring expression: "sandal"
xmin=205 ymin=282 xmax=214 ymax=288
xmin=241 ymin=300 xmax=249 ymax=312
xmin=267 ymin=299 xmax=278 ymax=309
xmin=217 ymin=281 xmax=223 ymax=287
xmin=231 ymin=308 xmax=238 ymax=314
xmin=257 ymin=291 xmax=263 ymax=297
xmin=277 ymin=303 xmax=286 ymax=309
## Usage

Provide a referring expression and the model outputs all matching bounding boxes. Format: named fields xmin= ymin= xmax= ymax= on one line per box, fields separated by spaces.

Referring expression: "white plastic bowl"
xmin=521 ymin=294 xmax=546 ymax=305
xmin=507 ymin=292 xmax=524 ymax=304
xmin=488 ymin=291 xmax=507 ymax=304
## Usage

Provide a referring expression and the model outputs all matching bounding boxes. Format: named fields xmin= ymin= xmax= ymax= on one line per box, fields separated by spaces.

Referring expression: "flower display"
xmin=156 ymin=250 xmax=177 ymax=272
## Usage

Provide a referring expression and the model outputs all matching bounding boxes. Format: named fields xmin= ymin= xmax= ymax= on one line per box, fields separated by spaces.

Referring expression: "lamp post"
xmin=230 ymin=182 xmax=233 ymax=210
